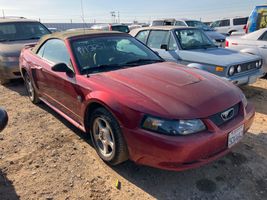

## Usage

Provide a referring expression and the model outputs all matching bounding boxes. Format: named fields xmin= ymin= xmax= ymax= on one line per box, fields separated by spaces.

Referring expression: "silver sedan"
xmin=226 ymin=28 xmax=267 ymax=74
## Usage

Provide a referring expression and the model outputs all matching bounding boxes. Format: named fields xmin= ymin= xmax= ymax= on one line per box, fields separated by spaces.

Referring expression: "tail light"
xmin=244 ymin=25 xmax=248 ymax=33
xmin=225 ymin=40 xmax=229 ymax=47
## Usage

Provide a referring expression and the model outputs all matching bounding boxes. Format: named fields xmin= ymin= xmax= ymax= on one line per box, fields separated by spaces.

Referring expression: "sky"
xmin=0 ymin=0 xmax=267 ymax=23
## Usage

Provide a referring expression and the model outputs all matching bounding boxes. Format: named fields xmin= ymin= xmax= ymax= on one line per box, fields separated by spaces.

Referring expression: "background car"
xmin=225 ymin=28 xmax=267 ymax=74
xmin=246 ymin=5 xmax=267 ymax=33
xmin=20 ymin=30 xmax=254 ymax=171
xmin=90 ymin=23 xmax=130 ymax=33
xmin=151 ymin=18 xmax=226 ymax=46
xmin=0 ymin=17 xmax=51 ymax=84
xmin=0 ymin=108 xmax=8 ymax=132
xmin=175 ymin=19 xmax=227 ymax=45
xmin=210 ymin=17 xmax=248 ymax=35
xmin=130 ymin=26 xmax=264 ymax=85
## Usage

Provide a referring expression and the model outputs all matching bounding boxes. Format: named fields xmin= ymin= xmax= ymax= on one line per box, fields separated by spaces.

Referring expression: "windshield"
xmin=185 ymin=20 xmax=213 ymax=31
xmin=111 ymin=25 xmax=130 ymax=33
xmin=174 ymin=29 xmax=217 ymax=50
xmin=72 ymin=36 xmax=163 ymax=74
xmin=0 ymin=22 xmax=50 ymax=42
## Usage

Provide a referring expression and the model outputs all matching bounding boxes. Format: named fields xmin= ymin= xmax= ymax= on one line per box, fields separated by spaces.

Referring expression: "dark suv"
xmin=0 ymin=17 xmax=50 ymax=84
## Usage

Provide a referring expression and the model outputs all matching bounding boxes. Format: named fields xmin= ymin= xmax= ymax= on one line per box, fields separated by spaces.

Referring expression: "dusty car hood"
xmin=0 ymin=40 xmax=37 ymax=57
xmin=179 ymin=48 xmax=260 ymax=66
xmin=205 ymin=30 xmax=226 ymax=40
xmin=88 ymin=62 xmax=241 ymax=119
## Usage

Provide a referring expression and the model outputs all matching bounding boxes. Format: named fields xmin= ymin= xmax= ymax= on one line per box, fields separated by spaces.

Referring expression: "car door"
xmin=219 ymin=19 xmax=230 ymax=34
xmin=146 ymin=30 xmax=180 ymax=62
xmin=35 ymin=39 xmax=83 ymax=124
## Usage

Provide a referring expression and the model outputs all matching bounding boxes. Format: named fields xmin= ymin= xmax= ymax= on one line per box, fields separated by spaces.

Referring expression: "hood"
xmin=0 ymin=40 xmax=38 ymax=57
xmin=205 ymin=30 xmax=226 ymax=40
xmin=87 ymin=62 xmax=242 ymax=119
xmin=179 ymin=48 xmax=260 ymax=66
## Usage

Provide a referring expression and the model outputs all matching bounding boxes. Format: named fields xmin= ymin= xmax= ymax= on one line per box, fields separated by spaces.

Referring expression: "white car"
xmin=225 ymin=28 xmax=267 ymax=74
xmin=210 ymin=17 xmax=248 ymax=35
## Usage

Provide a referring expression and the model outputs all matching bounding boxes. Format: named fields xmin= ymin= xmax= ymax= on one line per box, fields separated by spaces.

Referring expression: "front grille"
xmin=239 ymin=61 xmax=257 ymax=72
xmin=209 ymin=103 xmax=240 ymax=126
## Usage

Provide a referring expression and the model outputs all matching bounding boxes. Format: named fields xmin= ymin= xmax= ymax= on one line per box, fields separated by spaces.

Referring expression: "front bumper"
xmin=122 ymin=103 xmax=255 ymax=171
xmin=0 ymin=61 xmax=21 ymax=80
xmin=225 ymin=70 xmax=265 ymax=86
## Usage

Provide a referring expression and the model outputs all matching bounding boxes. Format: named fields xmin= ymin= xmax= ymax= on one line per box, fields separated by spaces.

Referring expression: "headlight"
xmin=241 ymin=93 xmax=248 ymax=108
xmin=237 ymin=65 xmax=242 ymax=73
xmin=256 ymin=60 xmax=262 ymax=68
xmin=142 ymin=116 xmax=206 ymax=135
xmin=229 ymin=66 xmax=235 ymax=76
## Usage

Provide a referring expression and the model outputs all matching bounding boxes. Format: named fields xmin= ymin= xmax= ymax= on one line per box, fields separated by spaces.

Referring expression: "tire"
xmin=24 ymin=73 xmax=40 ymax=104
xmin=90 ymin=107 xmax=128 ymax=165
xmin=0 ymin=79 xmax=10 ymax=85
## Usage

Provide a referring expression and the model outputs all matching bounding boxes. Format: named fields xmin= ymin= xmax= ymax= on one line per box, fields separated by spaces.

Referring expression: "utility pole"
xmin=117 ymin=11 xmax=120 ymax=23
xmin=110 ymin=11 xmax=116 ymax=23
xmin=2 ymin=9 xmax=5 ymax=18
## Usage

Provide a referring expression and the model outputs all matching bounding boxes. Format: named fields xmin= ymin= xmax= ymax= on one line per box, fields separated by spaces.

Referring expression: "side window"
xmin=259 ymin=31 xmax=267 ymax=41
xmin=211 ymin=21 xmax=220 ymax=28
xmin=136 ymin=30 xmax=149 ymax=44
xmin=37 ymin=43 xmax=46 ymax=57
xmin=175 ymin=21 xmax=186 ymax=26
xmin=168 ymin=34 xmax=177 ymax=50
xmin=220 ymin=20 xmax=230 ymax=27
xmin=42 ymin=39 xmax=70 ymax=66
xmin=147 ymin=30 xmax=169 ymax=49
xmin=233 ymin=17 xmax=248 ymax=25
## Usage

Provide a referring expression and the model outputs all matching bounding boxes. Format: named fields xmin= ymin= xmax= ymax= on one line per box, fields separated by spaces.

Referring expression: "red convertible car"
xmin=19 ymin=30 xmax=255 ymax=171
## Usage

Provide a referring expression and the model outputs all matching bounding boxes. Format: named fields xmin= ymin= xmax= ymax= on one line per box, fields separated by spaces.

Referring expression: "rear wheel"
xmin=24 ymin=73 xmax=40 ymax=104
xmin=90 ymin=107 xmax=128 ymax=165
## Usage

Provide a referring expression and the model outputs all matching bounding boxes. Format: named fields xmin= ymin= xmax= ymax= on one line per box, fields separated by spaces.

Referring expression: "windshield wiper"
xmin=124 ymin=59 xmax=164 ymax=66
xmin=82 ymin=64 xmax=123 ymax=75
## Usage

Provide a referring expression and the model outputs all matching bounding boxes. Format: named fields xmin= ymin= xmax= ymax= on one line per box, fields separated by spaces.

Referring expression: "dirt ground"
xmin=0 ymin=78 xmax=266 ymax=200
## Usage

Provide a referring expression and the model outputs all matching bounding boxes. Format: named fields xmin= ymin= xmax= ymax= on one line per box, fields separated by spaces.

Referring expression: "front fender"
xmin=82 ymin=91 xmax=141 ymax=129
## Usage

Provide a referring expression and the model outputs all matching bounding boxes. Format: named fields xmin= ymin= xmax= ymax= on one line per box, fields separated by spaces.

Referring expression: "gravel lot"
xmin=0 ymin=79 xmax=266 ymax=200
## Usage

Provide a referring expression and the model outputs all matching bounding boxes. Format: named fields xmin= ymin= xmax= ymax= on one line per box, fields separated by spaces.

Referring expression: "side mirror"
xmin=51 ymin=63 xmax=74 ymax=74
xmin=0 ymin=108 xmax=8 ymax=132
xmin=160 ymin=44 xmax=168 ymax=51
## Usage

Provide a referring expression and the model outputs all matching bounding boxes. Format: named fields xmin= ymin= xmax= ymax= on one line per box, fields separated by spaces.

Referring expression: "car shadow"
xmin=108 ymin=132 xmax=267 ymax=200
xmin=0 ymin=170 xmax=20 ymax=200
xmin=2 ymin=79 xmax=27 ymax=97
xmin=36 ymin=103 xmax=92 ymax=145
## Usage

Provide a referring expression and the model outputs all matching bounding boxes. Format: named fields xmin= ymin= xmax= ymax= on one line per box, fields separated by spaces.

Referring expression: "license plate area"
xmin=228 ymin=125 xmax=244 ymax=148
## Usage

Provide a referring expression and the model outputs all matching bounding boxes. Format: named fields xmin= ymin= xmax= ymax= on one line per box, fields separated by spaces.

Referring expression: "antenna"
xmin=80 ymin=0 xmax=86 ymax=32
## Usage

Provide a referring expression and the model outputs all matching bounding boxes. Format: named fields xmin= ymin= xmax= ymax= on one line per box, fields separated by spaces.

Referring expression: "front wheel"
xmin=24 ymin=73 xmax=40 ymax=104
xmin=90 ymin=107 xmax=128 ymax=165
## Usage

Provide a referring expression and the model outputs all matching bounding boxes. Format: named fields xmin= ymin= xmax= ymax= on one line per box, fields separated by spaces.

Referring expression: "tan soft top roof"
xmin=129 ymin=26 xmax=196 ymax=35
xmin=32 ymin=30 xmax=128 ymax=53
